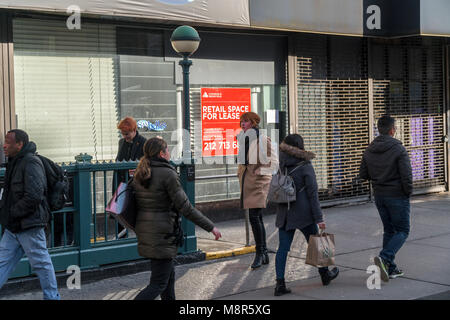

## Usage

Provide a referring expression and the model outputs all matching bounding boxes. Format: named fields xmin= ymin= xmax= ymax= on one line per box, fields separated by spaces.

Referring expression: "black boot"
xmin=319 ymin=267 xmax=339 ymax=286
xmin=262 ymin=248 xmax=269 ymax=265
xmin=274 ymin=279 xmax=291 ymax=296
xmin=251 ymin=251 xmax=263 ymax=269
xmin=249 ymin=209 xmax=268 ymax=269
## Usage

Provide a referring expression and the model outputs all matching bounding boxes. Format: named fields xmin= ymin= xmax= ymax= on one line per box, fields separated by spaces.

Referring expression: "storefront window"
xmin=13 ymin=18 xmax=288 ymax=203
xmin=181 ymin=32 xmax=288 ymax=202
xmin=14 ymin=18 xmax=119 ymax=163
xmin=191 ymin=84 xmax=287 ymax=203
xmin=117 ymin=28 xmax=178 ymax=150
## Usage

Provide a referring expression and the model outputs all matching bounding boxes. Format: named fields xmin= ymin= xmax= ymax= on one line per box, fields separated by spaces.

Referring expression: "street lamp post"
xmin=171 ymin=25 xmax=200 ymax=139
xmin=171 ymin=25 xmax=200 ymax=254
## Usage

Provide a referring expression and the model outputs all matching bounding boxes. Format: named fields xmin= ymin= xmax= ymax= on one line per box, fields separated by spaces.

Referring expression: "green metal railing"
xmin=0 ymin=156 xmax=197 ymax=279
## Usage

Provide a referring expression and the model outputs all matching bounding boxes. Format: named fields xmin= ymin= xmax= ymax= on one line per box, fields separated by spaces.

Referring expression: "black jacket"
xmin=275 ymin=143 xmax=324 ymax=231
xmin=116 ymin=131 xmax=146 ymax=162
xmin=0 ymin=142 xmax=50 ymax=233
xmin=115 ymin=131 xmax=147 ymax=186
xmin=132 ymin=158 xmax=214 ymax=259
xmin=359 ymin=134 xmax=413 ymax=197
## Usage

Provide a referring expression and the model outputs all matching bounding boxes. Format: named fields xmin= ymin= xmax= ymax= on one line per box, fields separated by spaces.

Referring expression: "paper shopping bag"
xmin=305 ymin=232 xmax=336 ymax=267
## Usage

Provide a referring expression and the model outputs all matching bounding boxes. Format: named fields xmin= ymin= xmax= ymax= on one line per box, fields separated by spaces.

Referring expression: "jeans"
xmin=374 ymin=196 xmax=410 ymax=273
xmin=275 ymin=223 xmax=328 ymax=280
xmin=0 ymin=227 xmax=60 ymax=300
xmin=134 ymin=258 xmax=175 ymax=300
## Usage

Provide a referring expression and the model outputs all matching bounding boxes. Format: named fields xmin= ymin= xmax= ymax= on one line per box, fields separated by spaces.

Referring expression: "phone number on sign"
xmin=204 ymin=141 xmax=238 ymax=151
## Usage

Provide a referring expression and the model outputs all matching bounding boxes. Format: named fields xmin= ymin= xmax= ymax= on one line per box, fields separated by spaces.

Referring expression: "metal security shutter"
xmin=370 ymin=37 xmax=446 ymax=193
xmin=296 ymin=34 xmax=371 ymax=204
xmin=13 ymin=18 xmax=118 ymax=162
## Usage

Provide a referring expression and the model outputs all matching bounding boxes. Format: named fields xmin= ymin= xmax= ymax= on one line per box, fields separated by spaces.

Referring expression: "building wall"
xmin=0 ymin=10 xmax=448 ymax=211
xmin=0 ymin=12 xmax=15 ymax=164
xmin=7 ymin=13 xmax=289 ymax=204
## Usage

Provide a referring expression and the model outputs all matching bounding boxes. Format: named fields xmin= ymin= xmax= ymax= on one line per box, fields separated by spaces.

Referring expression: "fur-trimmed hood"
xmin=276 ymin=142 xmax=324 ymax=230
xmin=280 ymin=142 xmax=315 ymax=161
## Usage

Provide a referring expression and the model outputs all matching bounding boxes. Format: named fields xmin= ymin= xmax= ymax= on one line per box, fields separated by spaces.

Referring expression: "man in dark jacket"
xmin=0 ymin=129 xmax=60 ymax=299
xmin=359 ymin=115 xmax=412 ymax=283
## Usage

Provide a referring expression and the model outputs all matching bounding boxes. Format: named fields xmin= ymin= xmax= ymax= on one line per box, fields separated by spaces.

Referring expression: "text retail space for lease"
xmin=201 ymin=88 xmax=251 ymax=157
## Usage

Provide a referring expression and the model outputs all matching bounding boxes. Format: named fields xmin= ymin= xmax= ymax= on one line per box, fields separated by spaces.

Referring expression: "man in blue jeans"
xmin=0 ymin=129 xmax=60 ymax=299
xmin=360 ymin=115 xmax=412 ymax=282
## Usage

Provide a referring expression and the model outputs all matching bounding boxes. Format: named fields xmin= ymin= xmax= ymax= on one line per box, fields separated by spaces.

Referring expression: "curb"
xmin=205 ymin=245 xmax=256 ymax=260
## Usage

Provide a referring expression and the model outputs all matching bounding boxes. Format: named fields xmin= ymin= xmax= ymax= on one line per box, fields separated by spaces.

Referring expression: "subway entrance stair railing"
xmin=0 ymin=154 xmax=197 ymax=279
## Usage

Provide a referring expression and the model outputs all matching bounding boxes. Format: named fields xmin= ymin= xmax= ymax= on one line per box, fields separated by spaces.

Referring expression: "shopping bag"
xmin=106 ymin=180 xmax=137 ymax=231
xmin=305 ymin=231 xmax=335 ymax=267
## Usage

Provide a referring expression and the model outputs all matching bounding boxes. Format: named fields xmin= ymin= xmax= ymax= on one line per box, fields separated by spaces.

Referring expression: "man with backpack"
xmin=0 ymin=129 xmax=60 ymax=300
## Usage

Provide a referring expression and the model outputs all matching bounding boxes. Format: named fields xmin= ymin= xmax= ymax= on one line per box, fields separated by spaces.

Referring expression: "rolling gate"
xmin=294 ymin=35 xmax=447 ymax=204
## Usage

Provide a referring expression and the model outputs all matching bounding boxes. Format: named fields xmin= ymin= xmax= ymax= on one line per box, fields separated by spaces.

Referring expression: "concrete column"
xmin=287 ymin=35 xmax=298 ymax=134
xmin=0 ymin=11 xmax=15 ymax=164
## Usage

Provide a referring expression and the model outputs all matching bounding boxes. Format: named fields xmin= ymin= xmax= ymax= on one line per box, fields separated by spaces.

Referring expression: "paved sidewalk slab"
xmin=219 ymin=269 xmax=450 ymax=300
xmin=334 ymin=241 xmax=450 ymax=286
xmin=1 ymin=193 xmax=449 ymax=300
xmin=411 ymin=234 xmax=450 ymax=249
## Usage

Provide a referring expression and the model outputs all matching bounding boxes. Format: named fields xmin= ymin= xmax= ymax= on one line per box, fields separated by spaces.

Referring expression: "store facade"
xmin=0 ymin=0 xmax=449 ymax=209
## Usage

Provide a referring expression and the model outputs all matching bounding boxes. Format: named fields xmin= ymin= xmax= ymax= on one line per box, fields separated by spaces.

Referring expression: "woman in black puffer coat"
xmin=132 ymin=137 xmax=222 ymax=300
xmin=274 ymin=134 xmax=339 ymax=296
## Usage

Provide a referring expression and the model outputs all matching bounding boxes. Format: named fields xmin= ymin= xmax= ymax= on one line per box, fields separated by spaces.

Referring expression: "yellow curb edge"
xmin=205 ymin=245 xmax=256 ymax=260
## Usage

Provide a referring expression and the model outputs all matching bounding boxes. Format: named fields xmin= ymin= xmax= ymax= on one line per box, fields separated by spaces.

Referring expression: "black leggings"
xmin=134 ymin=258 xmax=175 ymax=300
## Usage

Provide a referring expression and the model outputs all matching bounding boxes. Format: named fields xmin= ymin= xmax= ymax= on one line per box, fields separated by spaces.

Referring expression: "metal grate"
xmin=370 ymin=37 xmax=446 ymax=192
xmin=296 ymin=35 xmax=446 ymax=204
xmin=296 ymin=35 xmax=371 ymax=203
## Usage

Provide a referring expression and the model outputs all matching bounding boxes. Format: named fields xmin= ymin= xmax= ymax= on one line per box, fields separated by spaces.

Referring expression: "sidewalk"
xmin=1 ymin=192 xmax=449 ymax=300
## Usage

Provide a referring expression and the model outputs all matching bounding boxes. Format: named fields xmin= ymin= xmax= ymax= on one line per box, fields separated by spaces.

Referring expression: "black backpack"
xmin=37 ymin=154 xmax=69 ymax=211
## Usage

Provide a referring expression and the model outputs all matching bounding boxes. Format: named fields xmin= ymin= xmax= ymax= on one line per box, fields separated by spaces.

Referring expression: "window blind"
xmin=13 ymin=18 xmax=119 ymax=163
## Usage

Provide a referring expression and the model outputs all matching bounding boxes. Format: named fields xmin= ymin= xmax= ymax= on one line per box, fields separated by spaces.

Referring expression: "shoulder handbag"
xmin=268 ymin=162 xmax=306 ymax=209
xmin=164 ymin=205 xmax=184 ymax=247
xmin=106 ymin=178 xmax=137 ymax=231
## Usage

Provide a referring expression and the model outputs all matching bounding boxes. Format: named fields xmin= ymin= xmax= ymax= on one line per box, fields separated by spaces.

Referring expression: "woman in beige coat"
xmin=237 ymin=112 xmax=278 ymax=269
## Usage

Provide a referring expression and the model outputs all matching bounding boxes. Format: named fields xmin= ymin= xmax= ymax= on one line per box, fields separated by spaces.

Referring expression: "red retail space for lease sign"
xmin=201 ymin=88 xmax=251 ymax=157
